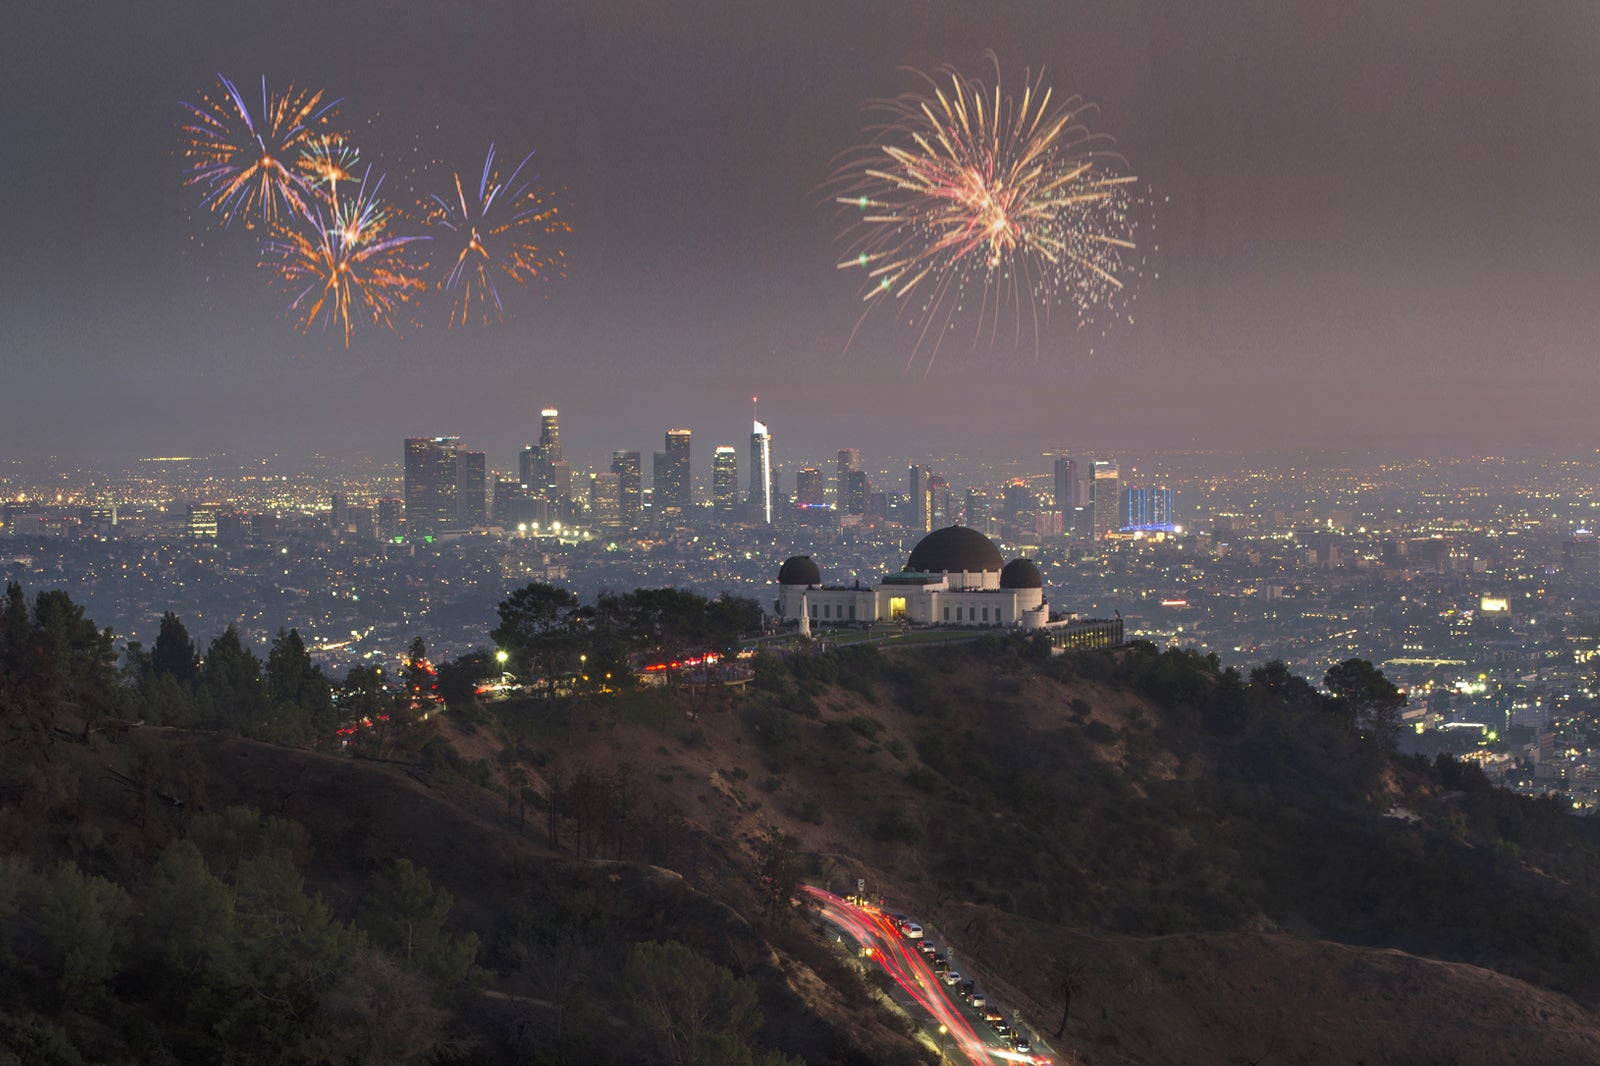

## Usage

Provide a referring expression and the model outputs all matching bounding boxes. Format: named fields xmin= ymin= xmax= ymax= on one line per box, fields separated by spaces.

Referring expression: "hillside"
xmin=4 ymin=586 xmax=1600 ymax=1064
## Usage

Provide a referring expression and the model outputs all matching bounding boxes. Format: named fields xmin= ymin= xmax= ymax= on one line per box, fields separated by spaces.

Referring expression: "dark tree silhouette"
xmin=492 ymin=584 xmax=586 ymax=702
xmin=1324 ymin=657 xmax=1406 ymax=752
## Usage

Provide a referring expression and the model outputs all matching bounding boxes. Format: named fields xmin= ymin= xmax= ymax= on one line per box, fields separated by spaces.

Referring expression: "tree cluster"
xmin=491 ymin=584 xmax=760 ymax=698
xmin=0 ymin=805 xmax=477 ymax=1066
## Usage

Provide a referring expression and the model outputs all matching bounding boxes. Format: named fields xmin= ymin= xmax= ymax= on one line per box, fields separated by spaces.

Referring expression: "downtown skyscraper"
xmin=611 ymin=450 xmax=642 ymax=527
xmin=712 ymin=446 xmax=739 ymax=523
xmin=653 ymin=429 xmax=691 ymax=522
xmin=749 ymin=420 xmax=773 ymax=525
xmin=404 ymin=436 xmax=461 ymax=534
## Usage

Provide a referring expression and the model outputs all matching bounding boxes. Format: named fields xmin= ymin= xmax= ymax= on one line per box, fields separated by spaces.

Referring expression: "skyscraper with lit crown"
xmin=749 ymin=420 xmax=773 ymax=524
xmin=404 ymin=436 xmax=461 ymax=534
xmin=653 ymin=429 xmax=692 ymax=521
xmin=713 ymin=446 xmax=738 ymax=522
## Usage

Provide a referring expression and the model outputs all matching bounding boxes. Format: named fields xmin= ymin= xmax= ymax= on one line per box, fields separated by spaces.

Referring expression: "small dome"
xmin=906 ymin=526 xmax=1005 ymax=574
xmin=778 ymin=555 xmax=821 ymax=586
xmin=1000 ymin=558 xmax=1043 ymax=589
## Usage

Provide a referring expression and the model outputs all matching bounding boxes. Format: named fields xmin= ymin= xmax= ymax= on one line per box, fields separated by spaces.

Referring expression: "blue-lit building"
xmin=1122 ymin=485 xmax=1177 ymax=533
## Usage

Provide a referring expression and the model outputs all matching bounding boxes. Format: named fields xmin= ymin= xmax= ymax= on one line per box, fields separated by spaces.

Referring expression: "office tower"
xmin=1090 ymin=460 xmax=1119 ymax=541
xmin=1053 ymin=456 xmax=1078 ymax=532
xmin=908 ymin=464 xmax=930 ymax=532
xmin=1122 ymin=485 xmax=1177 ymax=532
xmin=712 ymin=446 xmax=738 ymax=522
xmin=187 ymin=504 xmax=218 ymax=539
xmin=376 ymin=497 xmax=403 ymax=540
xmin=843 ymin=468 xmax=869 ymax=515
xmin=517 ymin=409 xmax=569 ymax=518
xmin=1002 ymin=480 xmax=1035 ymax=522
xmin=214 ymin=510 xmax=243 ymax=544
xmin=749 ymin=420 xmax=773 ymax=524
xmin=548 ymin=459 xmax=572 ymax=512
xmin=457 ymin=450 xmax=487 ymax=527
xmin=928 ymin=474 xmax=952 ymax=527
xmin=348 ymin=506 xmax=374 ymax=542
xmin=493 ymin=478 xmax=528 ymax=525
xmin=795 ymin=467 xmax=824 ymax=507
xmin=330 ymin=493 xmax=348 ymax=529
xmin=589 ymin=472 xmax=621 ymax=528
xmin=965 ymin=488 xmax=991 ymax=534
xmin=404 ymin=436 xmax=461 ymax=534
xmin=653 ymin=429 xmax=691 ymax=521
xmin=518 ymin=445 xmax=538 ymax=492
xmin=836 ymin=448 xmax=860 ymax=502
xmin=611 ymin=450 xmax=642 ymax=527
xmin=539 ymin=408 xmax=562 ymax=463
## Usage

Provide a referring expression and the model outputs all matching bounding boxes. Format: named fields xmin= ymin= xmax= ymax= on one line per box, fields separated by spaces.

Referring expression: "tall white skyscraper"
xmin=749 ymin=420 xmax=772 ymax=524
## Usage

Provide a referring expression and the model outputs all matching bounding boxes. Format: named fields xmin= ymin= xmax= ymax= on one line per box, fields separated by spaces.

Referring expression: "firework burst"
xmin=179 ymin=73 xmax=343 ymax=228
xmin=418 ymin=144 xmax=571 ymax=326
xmin=299 ymin=133 xmax=362 ymax=209
xmin=260 ymin=169 xmax=428 ymax=347
xmin=833 ymin=56 xmax=1147 ymax=368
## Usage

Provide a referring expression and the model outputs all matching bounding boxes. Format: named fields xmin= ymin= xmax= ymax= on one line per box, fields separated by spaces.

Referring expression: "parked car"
xmin=981 ymin=1006 xmax=1003 ymax=1024
xmin=942 ymin=970 xmax=962 ymax=986
xmin=970 ymin=991 xmax=987 ymax=1009
xmin=1010 ymin=1034 xmax=1034 ymax=1053
xmin=959 ymin=981 xmax=975 ymax=1000
xmin=917 ymin=939 xmax=938 ymax=956
xmin=993 ymin=1023 xmax=1017 ymax=1040
xmin=932 ymin=952 xmax=948 ymax=971
xmin=900 ymin=922 xmax=924 ymax=939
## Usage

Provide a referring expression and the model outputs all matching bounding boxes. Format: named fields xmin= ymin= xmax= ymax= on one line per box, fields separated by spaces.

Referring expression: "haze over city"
xmin=6 ymin=1 xmax=1600 ymax=466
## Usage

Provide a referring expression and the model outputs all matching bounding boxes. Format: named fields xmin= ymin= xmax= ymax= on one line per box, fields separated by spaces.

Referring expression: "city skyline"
xmin=5 ymin=2 xmax=1600 ymax=465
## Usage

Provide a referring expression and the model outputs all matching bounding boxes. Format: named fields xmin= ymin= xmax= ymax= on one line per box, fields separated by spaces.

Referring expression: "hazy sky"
xmin=4 ymin=1 xmax=1599 ymax=472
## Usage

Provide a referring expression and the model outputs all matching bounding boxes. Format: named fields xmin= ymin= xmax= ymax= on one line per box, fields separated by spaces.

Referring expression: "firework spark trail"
xmin=260 ymin=168 xmax=428 ymax=347
xmin=832 ymin=55 xmax=1147 ymax=369
xmin=179 ymin=73 xmax=344 ymax=228
xmin=419 ymin=143 xmax=571 ymax=326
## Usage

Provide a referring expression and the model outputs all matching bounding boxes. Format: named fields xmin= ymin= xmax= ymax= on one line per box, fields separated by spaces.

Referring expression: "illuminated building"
xmin=653 ymin=429 xmax=691 ymax=522
xmin=1121 ymin=485 xmax=1176 ymax=533
xmin=1090 ymin=460 xmax=1119 ymax=541
xmin=712 ymin=446 xmax=738 ymax=522
xmin=187 ymin=504 xmax=218 ymax=540
xmin=589 ymin=471 xmax=621 ymax=529
xmin=376 ymin=497 xmax=403 ymax=539
xmin=795 ymin=467 xmax=824 ymax=507
xmin=540 ymin=408 xmax=561 ymax=463
xmin=836 ymin=448 xmax=859 ymax=503
xmin=843 ymin=469 xmax=869 ymax=516
xmin=775 ymin=526 xmax=1121 ymax=646
xmin=1053 ymin=455 xmax=1078 ymax=533
xmin=776 ymin=526 xmax=1045 ymax=628
xmin=404 ymin=436 xmax=461 ymax=534
xmin=749 ymin=420 xmax=773 ymax=524
xmin=611 ymin=450 xmax=642 ymax=527
xmin=909 ymin=464 xmax=930 ymax=532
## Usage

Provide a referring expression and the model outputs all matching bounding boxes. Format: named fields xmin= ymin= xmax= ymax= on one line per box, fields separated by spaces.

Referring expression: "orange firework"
xmin=260 ymin=170 xmax=428 ymax=346
xmin=180 ymin=73 xmax=343 ymax=228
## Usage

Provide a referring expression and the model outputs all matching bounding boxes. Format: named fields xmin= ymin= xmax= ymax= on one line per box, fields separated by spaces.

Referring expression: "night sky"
xmin=5 ymin=1 xmax=1600 ymax=471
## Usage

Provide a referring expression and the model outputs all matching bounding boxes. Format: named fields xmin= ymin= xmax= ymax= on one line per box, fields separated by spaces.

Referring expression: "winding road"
xmin=804 ymin=886 xmax=1053 ymax=1065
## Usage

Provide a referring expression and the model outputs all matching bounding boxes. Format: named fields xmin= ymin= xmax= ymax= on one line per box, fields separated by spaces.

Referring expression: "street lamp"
xmin=937 ymin=1023 xmax=949 ymax=1062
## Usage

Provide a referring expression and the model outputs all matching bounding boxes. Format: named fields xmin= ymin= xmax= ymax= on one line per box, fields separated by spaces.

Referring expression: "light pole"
xmin=937 ymin=1023 xmax=949 ymax=1062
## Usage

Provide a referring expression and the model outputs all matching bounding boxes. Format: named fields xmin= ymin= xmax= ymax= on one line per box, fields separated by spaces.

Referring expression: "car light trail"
xmin=804 ymin=887 xmax=1037 ymax=1064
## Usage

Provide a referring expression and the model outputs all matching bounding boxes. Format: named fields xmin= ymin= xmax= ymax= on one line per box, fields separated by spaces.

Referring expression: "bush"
xmin=1083 ymin=720 xmax=1117 ymax=745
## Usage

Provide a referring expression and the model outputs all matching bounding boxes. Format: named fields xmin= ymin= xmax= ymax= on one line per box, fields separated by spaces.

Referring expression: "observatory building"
xmin=776 ymin=525 xmax=1048 ymax=630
